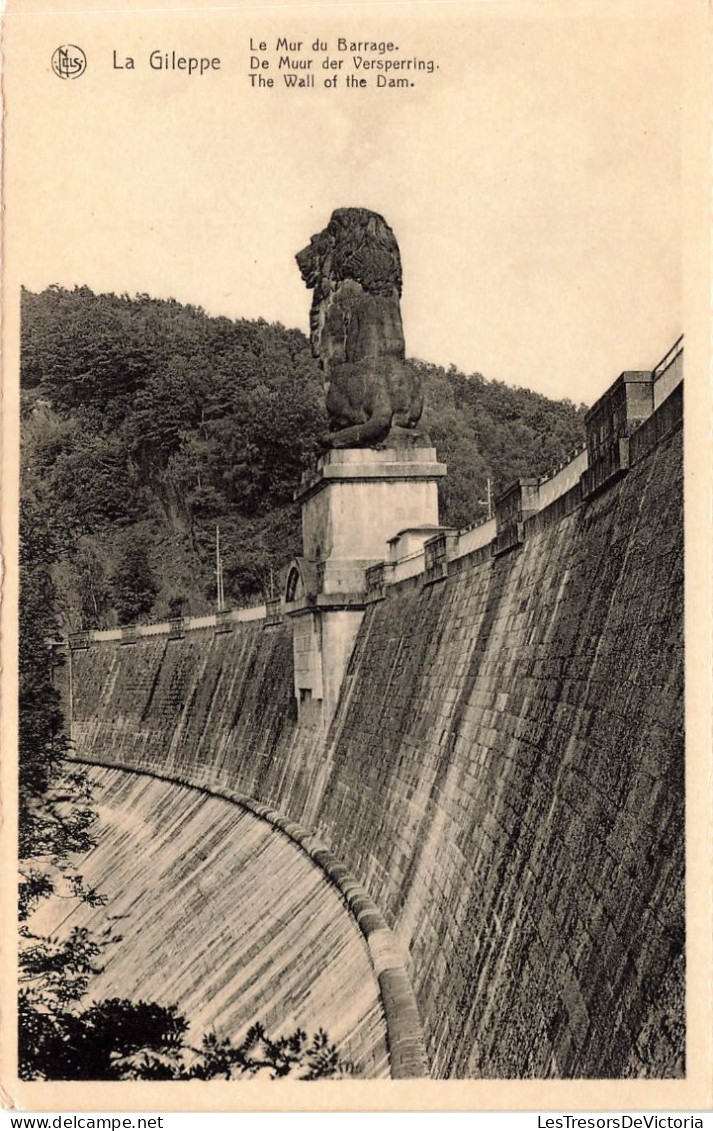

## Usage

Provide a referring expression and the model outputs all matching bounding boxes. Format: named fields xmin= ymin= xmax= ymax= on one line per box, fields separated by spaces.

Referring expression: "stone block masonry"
xmin=66 ymin=378 xmax=683 ymax=1079
xmin=41 ymin=764 xmax=392 ymax=1075
xmin=68 ymin=618 xmax=306 ymax=799
xmin=314 ymin=401 xmax=683 ymax=1078
xmin=285 ymin=446 xmax=446 ymax=733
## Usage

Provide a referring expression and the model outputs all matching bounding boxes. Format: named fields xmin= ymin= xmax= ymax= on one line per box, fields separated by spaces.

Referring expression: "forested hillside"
xmin=21 ymin=285 xmax=586 ymax=630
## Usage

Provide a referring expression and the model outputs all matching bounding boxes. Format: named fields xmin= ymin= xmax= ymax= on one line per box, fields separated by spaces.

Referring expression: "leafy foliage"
xmin=21 ymin=285 xmax=585 ymax=629
xmin=20 ymin=997 xmax=350 ymax=1082
xmin=188 ymin=1023 xmax=349 ymax=1081
xmin=18 ymin=443 xmax=350 ymax=1083
xmin=19 ymin=468 xmax=115 ymax=1078
xmin=19 ymin=997 xmax=189 ymax=1081
xmin=111 ymin=541 xmax=159 ymax=624
xmin=18 ymin=489 xmax=89 ymax=860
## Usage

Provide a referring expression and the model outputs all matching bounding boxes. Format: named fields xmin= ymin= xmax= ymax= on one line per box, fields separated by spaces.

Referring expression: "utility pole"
xmin=216 ymin=524 xmax=224 ymax=612
xmin=68 ymin=643 xmax=74 ymax=744
xmin=477 ymin=477 xmax=494 ymax=520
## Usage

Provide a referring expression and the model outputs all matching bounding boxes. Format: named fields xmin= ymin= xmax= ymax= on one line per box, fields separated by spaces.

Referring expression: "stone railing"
xmin=65 ymin=602 xmax=271 ymax=649
xmin=376 ymin=338 xmax=683 ymax=588
xmin=653 ymin=334 xmax=683 ymax=410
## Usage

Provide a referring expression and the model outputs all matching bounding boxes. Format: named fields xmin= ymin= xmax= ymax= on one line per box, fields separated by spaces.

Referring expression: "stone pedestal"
xmin=286 ymin=448 xmax=446 ymax=729
xmin=297 ymin=448 xmax=446 ymax=595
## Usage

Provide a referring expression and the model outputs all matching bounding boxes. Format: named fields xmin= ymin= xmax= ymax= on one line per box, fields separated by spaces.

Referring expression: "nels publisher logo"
xmin=51 ymin=45 xmax=87 ymax=79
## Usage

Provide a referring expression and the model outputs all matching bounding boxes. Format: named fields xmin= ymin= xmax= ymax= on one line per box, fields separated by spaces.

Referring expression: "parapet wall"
xmin=65 ymin=363 xmax=684 ymax=1079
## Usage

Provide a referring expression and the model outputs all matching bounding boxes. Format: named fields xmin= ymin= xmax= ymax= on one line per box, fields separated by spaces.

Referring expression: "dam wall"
xmin=38 ymin=764 xmax=391 ymax=1076
xmin=315 ymin=391 xmax=684 ymax=1078
xmin=65 ymin=373 xmax=684 ymax=1079
xmin=68 ymin=613 xmax=305 ymax=797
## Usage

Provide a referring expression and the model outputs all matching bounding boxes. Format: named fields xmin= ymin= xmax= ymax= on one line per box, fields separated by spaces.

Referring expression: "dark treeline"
xmin=21 ymin=285 xmax=586 ymax=629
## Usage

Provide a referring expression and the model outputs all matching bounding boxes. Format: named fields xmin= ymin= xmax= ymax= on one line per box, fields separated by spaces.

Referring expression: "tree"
xmin=18 ymin=492 xmax=117 ymax=1082
xmin=18 ymin=335 xmax=352 ymax=1083
xmin=187 ymin=1023 xmax=350 ymax=1081
xmin=19 ymin=997 xmax=188 ymax=1081
xmin=20 ymin=999 xmax=351 ymax=1082
xmin=74 ymin=545 xmax=111 ymax=630
xmin=111 ymin=541 xmax=159 ymax=624
xmin=18 ymin=494 xmax=92 ymax=859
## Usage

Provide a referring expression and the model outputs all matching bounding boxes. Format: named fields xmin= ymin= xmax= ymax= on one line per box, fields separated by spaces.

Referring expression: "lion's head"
xmin=296 ymin=207 xmax=403 ymax=298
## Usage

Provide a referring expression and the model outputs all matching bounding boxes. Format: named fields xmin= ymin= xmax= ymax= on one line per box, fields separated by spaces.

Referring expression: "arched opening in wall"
xmin=284 ymin=557 xmax=320 ymax=604
xmin=286 ymin=565 xmax=301 ymax=602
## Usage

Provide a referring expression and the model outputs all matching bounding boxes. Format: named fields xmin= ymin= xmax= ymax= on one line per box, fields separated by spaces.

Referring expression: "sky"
xmin=5 ymin=1 xmax=683 ymax=405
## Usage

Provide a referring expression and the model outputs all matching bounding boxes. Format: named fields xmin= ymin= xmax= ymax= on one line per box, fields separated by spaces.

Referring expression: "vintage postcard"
xmin=2 ymin=0 xmax=711 ymax=1114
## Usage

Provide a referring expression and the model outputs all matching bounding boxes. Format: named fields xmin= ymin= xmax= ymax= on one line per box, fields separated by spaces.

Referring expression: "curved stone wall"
xmin=40 ymin=764 xmax=392 ymax=1076
xmin=67 ymin=392 xmax=684 ymax=1078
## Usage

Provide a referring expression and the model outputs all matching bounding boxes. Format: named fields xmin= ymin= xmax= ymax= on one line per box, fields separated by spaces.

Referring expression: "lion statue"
xmin=296 ymin=207 xmax=428 ymax=449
